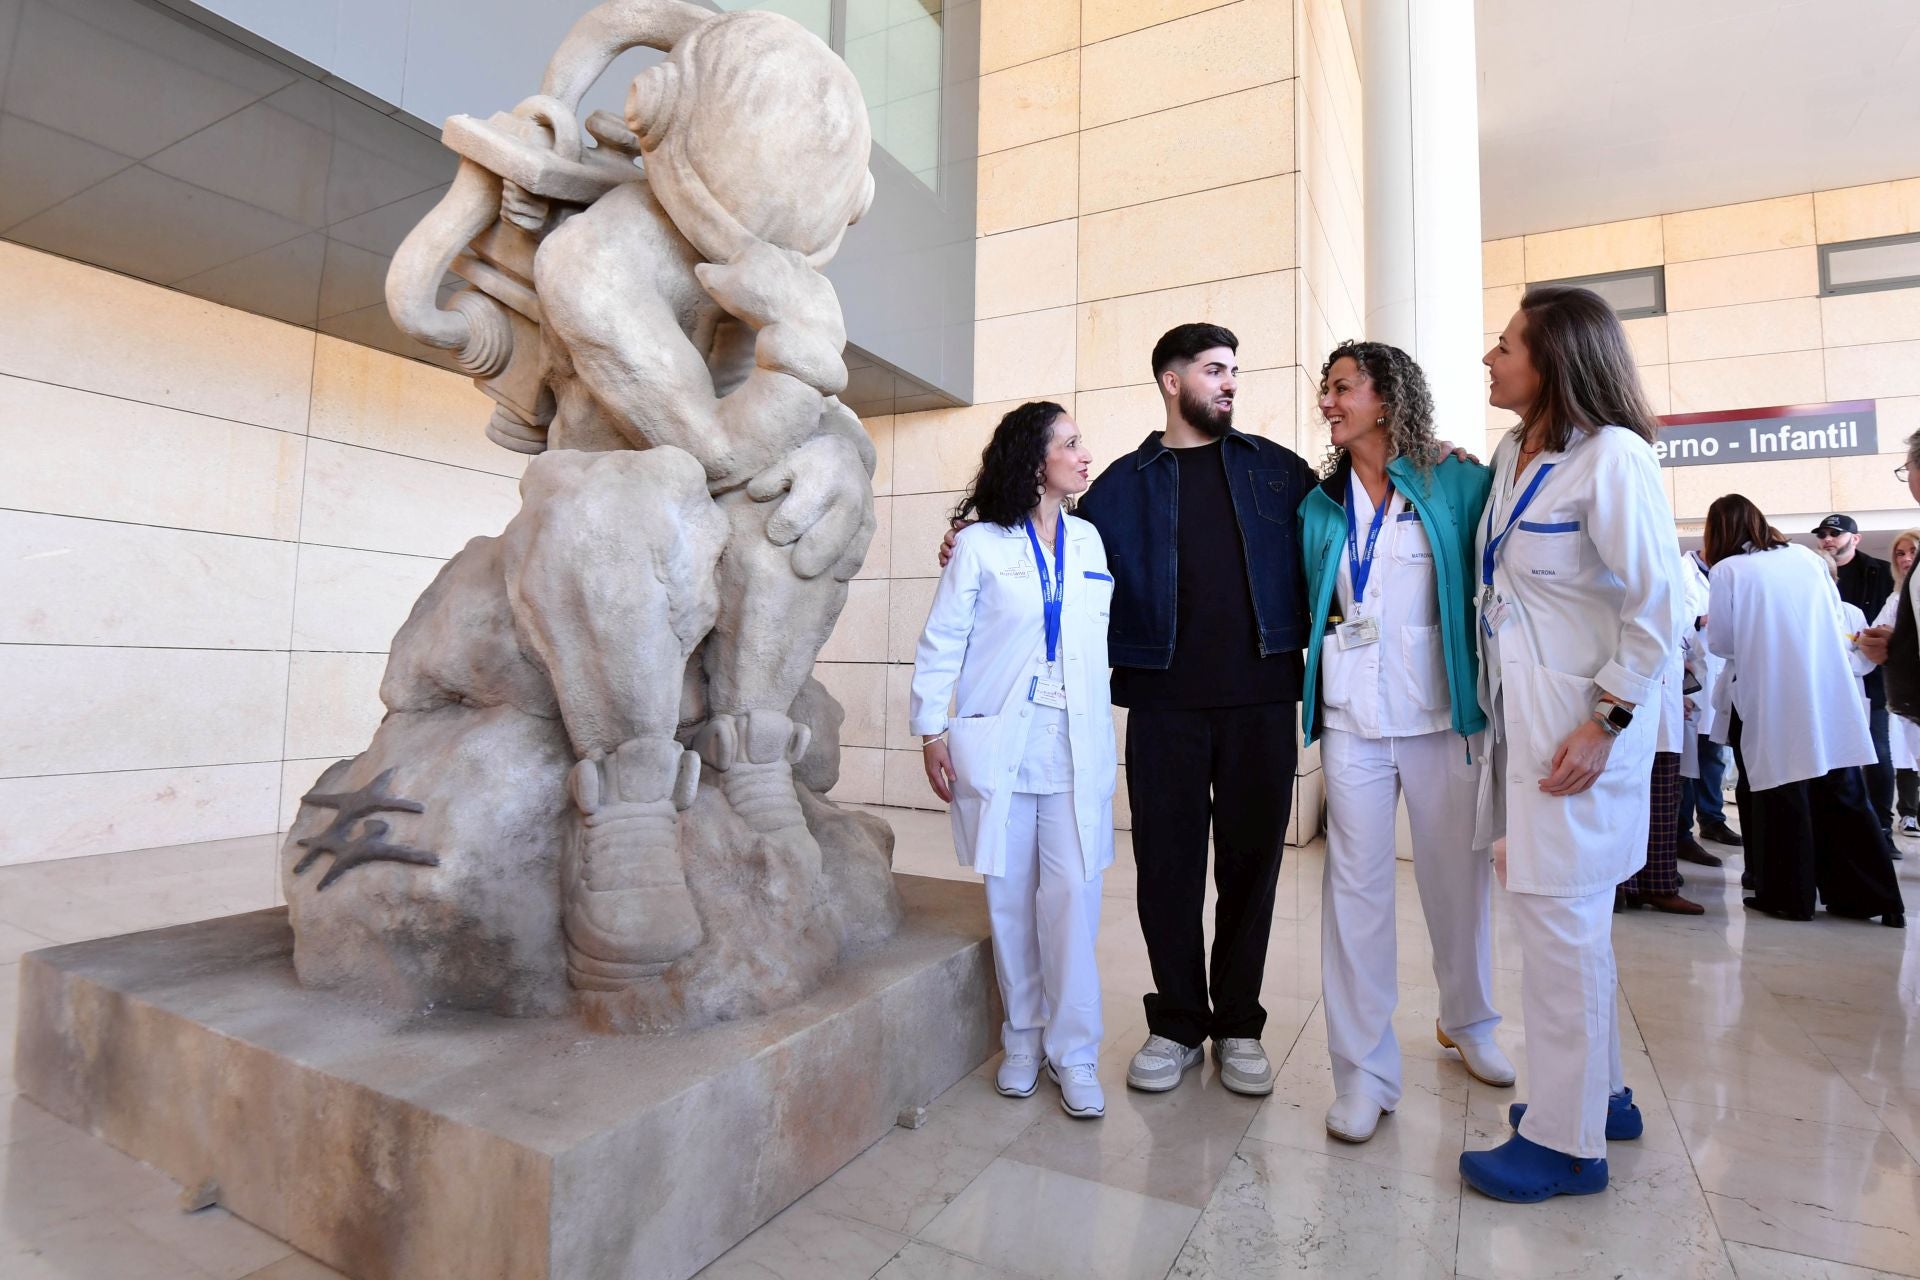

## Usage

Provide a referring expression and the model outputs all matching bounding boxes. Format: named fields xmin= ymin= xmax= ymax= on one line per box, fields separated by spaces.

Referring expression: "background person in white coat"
xmin=1459 ymin=286 xmax=1680 ymax=1204
xmin=912 ymin=402 xmax=1120 ymax=1119
xmin=1677 ymin=548 xmax=1742 ymax=858
xmin=1705 ymin=495 xmax=1906 ymax=929
xmin=1618 ymin=551 xmax=1709 ymax=915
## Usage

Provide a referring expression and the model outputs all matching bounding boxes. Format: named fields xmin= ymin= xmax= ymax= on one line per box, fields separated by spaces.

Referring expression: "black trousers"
xmin=1124 ymin=702 xmax=1296 ymax=1046
xmin=1866 ymin=700 xmax=1894 ymax=829
xmin=1732 ymin=714 xmax=1904 ymax=920
xmin=1898 ymin=768 xmax=1918 ymax=821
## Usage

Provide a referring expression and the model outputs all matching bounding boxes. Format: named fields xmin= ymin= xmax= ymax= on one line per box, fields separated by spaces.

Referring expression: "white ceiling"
xmin=1474 ymin=0 xmax=1920 ymax=240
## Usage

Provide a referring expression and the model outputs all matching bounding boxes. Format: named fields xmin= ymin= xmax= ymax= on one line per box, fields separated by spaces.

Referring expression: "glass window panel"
xmin=1825 ymin=236 xmax=1920 ymax=292
xmin=846 ymin=0 xmax=943 ymax=191
xmin=1536 ymin=268 xmax=1665 ymax=319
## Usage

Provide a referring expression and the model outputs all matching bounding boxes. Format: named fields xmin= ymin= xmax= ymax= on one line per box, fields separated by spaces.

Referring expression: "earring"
xmin=1375 ymin=417 xmax=1388 ymax=426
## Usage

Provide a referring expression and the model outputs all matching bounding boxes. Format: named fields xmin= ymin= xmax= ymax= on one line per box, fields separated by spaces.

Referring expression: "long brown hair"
xmin=1516 ymin=285 xmax=1661 ymax=451
xmin=1703 ymin=493 xmax=1789 ymax=566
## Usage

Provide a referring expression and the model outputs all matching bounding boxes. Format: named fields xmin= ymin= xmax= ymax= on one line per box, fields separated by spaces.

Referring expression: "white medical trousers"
xmin=1321 ymin=727 xmax=1500 ymax=1107
xmin=983 ymin=791 xmax=1104 ymax=1068
xmin=1508 ymin=885 xmax=1625 ymax=1159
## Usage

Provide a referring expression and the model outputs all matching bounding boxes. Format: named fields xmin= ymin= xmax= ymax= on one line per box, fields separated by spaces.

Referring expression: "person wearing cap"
xmin=1814 ymin=514 xmax=1896 ymax=832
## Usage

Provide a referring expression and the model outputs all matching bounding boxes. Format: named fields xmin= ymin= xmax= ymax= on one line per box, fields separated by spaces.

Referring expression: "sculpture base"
xmin=13 ymin=874 xmax=1000 ymax=1280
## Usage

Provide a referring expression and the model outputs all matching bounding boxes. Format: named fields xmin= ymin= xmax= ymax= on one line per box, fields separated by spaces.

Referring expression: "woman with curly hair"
xmin=910 ymin=401 xmax=1117 ymax=1120
xmin=1299 ymin=341 xmax=1512 ymax=1144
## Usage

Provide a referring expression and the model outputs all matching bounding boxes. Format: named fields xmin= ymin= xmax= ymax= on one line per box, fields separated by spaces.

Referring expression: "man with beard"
xmin=1074 ymin=323 xmax=1317 ymax=1096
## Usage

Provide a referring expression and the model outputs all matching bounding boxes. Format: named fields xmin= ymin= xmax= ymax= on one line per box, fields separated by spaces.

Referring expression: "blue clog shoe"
xmin=1507 ymin=1087 xmax=1643 ymax=1141
xmin=1459 ymin=1133 xmax=1608 ymax=1203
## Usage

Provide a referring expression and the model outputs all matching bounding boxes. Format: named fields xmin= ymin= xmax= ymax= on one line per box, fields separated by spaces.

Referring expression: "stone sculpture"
xmin=280 ymin=0 xmax=900 ymax=1031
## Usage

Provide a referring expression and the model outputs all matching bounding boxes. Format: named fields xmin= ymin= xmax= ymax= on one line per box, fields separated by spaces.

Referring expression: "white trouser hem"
xmin=984 ymin=790 xmax=1104 ymax=1069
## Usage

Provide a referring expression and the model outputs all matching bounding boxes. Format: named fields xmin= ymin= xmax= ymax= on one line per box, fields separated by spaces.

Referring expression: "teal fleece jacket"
xmin=1298 ymin=453 xmax=1493 ymax=746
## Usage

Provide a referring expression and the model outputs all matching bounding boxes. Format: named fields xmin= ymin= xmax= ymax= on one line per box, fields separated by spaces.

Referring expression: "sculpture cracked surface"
xmin=280 ymin=0 xmax=901 ymax=1030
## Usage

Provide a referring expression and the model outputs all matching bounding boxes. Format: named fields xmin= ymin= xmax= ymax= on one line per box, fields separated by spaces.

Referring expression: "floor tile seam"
xmin=1654 ymin=1077 xmax=1893 ymax=1132
xmin=1616 ymin=984 xmax=1729 ymax=1219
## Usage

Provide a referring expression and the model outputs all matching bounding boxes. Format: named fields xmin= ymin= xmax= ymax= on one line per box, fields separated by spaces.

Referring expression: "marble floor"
xmin=3 ymin=807 xmax=1918 ymax=1279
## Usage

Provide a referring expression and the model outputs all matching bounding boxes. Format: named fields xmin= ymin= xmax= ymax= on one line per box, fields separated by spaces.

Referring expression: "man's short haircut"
xmin=1151 ymin=323 xmax=1239 ymax=381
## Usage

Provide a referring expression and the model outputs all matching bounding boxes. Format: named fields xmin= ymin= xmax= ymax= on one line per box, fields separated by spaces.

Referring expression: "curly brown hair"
xmin=1317 ymin=340 xmax=1441 ymax=479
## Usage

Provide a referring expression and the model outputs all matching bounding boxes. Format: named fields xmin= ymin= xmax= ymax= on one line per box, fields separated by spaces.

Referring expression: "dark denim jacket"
xmin=1075 ymin=428 xmax=1316 ymax=669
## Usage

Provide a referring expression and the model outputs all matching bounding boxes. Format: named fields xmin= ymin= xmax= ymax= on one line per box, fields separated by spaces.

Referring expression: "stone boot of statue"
xmin=563 ymin=735 xmax=705 ymax=989
xmin=694 ymin=710 xmax=817 ymax=870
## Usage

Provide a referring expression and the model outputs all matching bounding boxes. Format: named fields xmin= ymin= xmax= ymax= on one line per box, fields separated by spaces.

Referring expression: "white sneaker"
xmin=1214 ymin=1037 xmax=1274 ymax=1095
xmin=1048 ymin=1062 xmax=1106 ymax=1118
xmin=1325 ymin=1093 xmax=1388 ymax=1143
xmin=1437 ymin=1022 xmax=1516 ymax=1087
xmin=996 ymin=1052 xmax=1041 ymax=1098
xmin=1126 ymin=1034 xmax=1204 ymax=1092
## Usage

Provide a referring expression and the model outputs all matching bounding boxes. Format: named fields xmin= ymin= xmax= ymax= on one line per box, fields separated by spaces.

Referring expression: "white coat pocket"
xmin=946 ymin=714 xmax=1002 ymax=801
xmin=1400 ymin=623 xmax=1450 ymax=711
xmin=1509 ymin=518 xmax=1585 ymax=579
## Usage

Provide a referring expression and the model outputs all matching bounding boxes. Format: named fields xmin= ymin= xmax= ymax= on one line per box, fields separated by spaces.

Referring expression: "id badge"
xmin=1028 ymin=677 xmax=1069 ymax=709
xmin=1481 ymin=598 xmax=1512 ymax=637
xmin=1335 ymin=617 xmax=1380 ymax=649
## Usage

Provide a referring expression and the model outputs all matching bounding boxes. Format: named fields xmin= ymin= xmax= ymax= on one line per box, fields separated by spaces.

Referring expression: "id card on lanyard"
xmin=1338 ymin=475 xmax=1392 ymax=649
xmin=1024 ymin=518 xmax=1069 ymax=709
xmin=1480 ymin=461 xmax=1556 ymax=637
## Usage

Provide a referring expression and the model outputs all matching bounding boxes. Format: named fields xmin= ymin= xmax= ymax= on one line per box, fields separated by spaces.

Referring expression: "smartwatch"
xmin=1591 ymin=700 xmax=1633 ymax=736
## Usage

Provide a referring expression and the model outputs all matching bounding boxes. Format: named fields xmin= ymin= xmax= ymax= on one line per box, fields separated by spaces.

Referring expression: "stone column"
xmin=1362 ymin=0 xmax=1485 ymax=437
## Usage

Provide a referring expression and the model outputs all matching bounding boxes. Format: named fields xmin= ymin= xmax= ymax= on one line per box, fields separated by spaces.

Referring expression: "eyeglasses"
xmin=1898 ymin=464 xmax=1911 ymax=482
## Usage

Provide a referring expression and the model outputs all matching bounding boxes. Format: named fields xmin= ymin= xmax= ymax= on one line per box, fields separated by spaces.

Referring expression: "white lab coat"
xmin=1655 ymin=552 xmax=1709 ymax=754
xmin=1706 ymin=542 xmax=1876 ymax=792
xmin=1681 ymin=552 xmax=1725 ymax=738
xmin=1475 ymin=426 xmax=1681 ymax=896
xmin=910 ymin=516 xmax=1118 ymax=880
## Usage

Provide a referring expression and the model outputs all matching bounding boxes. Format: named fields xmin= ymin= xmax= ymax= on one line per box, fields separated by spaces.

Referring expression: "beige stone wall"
xmin=0 ymin=242 xmax=517 ymax=865
xmin=835 ymin=0 xmax=1355 ymax=837
xmin=1482 ymin=177 xmax=1920 ymax=527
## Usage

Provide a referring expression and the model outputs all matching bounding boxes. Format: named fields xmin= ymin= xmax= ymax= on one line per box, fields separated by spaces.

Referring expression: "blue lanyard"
xmin=1481 ymin=462 xmax=1557 ymax=588
xmin=1344 ymin=477 xmax=1393 ymax=607
xmin=1024 ymin=517 xmax=1067 ymax=664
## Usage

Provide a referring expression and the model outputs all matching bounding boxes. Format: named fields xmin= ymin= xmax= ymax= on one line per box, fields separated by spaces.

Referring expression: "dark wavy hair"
xmin=1703 ymin=493 xmax=1789 ymax=566
xmin=1317 ymin=340 xmax=1440 ymax=478
xmin=952 ymin=401 xmax=1069 ymax=528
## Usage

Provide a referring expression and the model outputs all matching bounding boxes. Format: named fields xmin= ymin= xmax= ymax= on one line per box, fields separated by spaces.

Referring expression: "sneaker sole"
xmin=995 ymin=1079 xmax=1038 ymax=1099
xmin=1126 ymin=1059 xmax=1199 ymax=1092
xmin=1046 ymin=1063 xmax=1105 ymax=1118
xmin=1325 ymin=1113 xmax=1388 ymax=1143
xmin=1220 ymin=1072 xmax=1274 ymax=1096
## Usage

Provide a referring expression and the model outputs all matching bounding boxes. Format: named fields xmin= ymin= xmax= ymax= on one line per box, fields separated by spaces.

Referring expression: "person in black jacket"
xmin=1815 ymin=513 xmax=1896 ymax=830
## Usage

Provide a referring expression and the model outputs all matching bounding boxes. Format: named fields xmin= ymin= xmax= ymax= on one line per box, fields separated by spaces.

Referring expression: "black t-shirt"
xmin=1110 ymin=439 xmax=1302 ymax=710
xmin=1838 ymin=551 xmax=1895 ymax=705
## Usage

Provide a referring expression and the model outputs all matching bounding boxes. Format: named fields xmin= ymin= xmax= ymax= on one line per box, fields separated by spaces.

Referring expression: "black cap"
xmin=1814 ymin=514 xmax=1859 ymax=535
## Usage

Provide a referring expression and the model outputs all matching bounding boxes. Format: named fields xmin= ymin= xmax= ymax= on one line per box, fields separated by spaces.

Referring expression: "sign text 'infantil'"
xmin=1653 ymin=400 xmax=1877 ymax=468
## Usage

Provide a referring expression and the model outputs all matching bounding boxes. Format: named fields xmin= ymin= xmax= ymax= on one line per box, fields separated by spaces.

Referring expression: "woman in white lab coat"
xmin=1458 ymin=285 xmax=1681 ymax=1204
xmin=912 ymin=401 xmax=1119 ymax=1120
xmin=1705 ymin=495 xmax=1905 ymax=928
xmin=1617 ymin=552 xmax=1709 ymax=914
xmin=1299 ymin=341 xmax=1512 ymax=1147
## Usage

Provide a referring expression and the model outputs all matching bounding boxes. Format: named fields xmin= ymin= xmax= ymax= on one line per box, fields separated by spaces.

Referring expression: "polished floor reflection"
xmin=2 ymin=807 xmax=1917 ymax=1279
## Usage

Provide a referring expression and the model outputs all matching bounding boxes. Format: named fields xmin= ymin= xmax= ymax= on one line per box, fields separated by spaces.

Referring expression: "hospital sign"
xmin=1653 ymin=400 xmax=1877 ymax=468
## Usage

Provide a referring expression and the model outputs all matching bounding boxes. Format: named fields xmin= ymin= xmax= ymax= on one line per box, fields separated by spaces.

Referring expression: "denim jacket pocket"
xmin=1250 ymin=468 xmax=1299 ymax=526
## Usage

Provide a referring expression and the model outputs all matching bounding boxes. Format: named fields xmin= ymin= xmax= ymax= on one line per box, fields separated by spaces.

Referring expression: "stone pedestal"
xmin=12 ymin=875 xmax=999 ymax=1280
